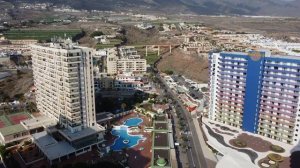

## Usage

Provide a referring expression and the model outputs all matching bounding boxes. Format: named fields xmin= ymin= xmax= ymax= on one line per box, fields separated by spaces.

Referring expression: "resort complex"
xmin=2 ymin=3 xmax=300 ymax=167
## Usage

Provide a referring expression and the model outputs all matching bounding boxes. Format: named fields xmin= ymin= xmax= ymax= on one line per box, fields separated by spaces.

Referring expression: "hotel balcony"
xmin=257 ymin=128 xmax=293 ymax=142
xmin=259 ymin=111 xmax=296 ymax=123
xmin=257 ymin=124 xmax=294 ymax=136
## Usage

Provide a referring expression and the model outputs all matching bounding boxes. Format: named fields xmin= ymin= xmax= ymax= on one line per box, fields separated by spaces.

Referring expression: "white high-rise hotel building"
xmin=31 ymin=39 xmax=96 ymax=132
xmin=30 ymin=40 xmax=105 ymax=164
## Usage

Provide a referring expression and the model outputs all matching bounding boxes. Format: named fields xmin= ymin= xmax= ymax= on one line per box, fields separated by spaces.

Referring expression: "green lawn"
xmin=3 ymin=29 xmax=82 ymax=40
xmin=145 ymin=52 xmax=160 ymax=65
xmin=95 ymin=43 xmax=116 ymax=49
xmin=95 ymin=38 xmax=123 ymax=49
xmin=109 ymin=39 xmax=123 ymax=45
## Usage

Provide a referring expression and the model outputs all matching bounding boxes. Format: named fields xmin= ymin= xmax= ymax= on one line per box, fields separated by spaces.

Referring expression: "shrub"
xmin=24 ymin=140 xmax=31 ymax=146
xmin=164 ymin=70 xmax=174 ymax=75
xmin=270 ymin=145 xmax=285 ymax=153
xmin=268 ymin=153 xmax=284 ymax=162
xmin=90 ymin=31 xmax=104 ymax=37
xmin=232 ymin=139 xmax=247 ymax=148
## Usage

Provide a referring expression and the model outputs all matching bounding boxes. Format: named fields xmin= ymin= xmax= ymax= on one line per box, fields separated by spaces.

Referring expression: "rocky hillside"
xmin=157 ymin=49 xmax=209 ymax=83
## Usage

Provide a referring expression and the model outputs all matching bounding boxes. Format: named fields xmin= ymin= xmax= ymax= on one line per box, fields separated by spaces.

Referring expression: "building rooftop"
xmin=155 ymin=115 xmax=167 ymax=122
xmin=32 ymin=131 xmax=76 ymax=160
xmin=21 ymin=115 xmax=57 ymax=130
xmin=154 ymin=122 xmax=168 ymax=131
xmin=154 ymin=132 xmax=169 ymax=147
xmin=31 ymin=38 xmax=82 ymax=50
xmin=0 ymin=124 xmax=26 ymax=136
xmin=59 ymin=125 xmax=105 ymax=142
xmin=96 ymin=112 xmax=114 ymax=123
xmin=0 ymin=112 xmax=32 ymax=136
xmin=220 ymin=50 xmax=300 ymax=60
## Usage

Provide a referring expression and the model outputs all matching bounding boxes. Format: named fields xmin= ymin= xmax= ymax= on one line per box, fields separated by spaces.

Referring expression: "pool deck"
xmin=107 ymin=112 xmax=152 ymax=168
xmin=202 ymin=118 xmax=293 ymax=168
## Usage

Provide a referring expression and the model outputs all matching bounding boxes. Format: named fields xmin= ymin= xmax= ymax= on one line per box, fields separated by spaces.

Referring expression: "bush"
xmin=268 ymin=153 xmax=284 ymax=162
xmin=0 ymin=145 xmax=7 ymax=157
xmin=90 ymin=31 xmax=104 ymax=37
xmin=201 ymin=87 xmax=209 ymax=92
xmin=164 ymin=70 xmax=174 ymax=75
xmin=232 ymin=139 xmax=247 ymax=148
xmin=270 ymin=145 xmax=285 ymax=153
xmin=5 ymin=141 xmax=18 ymax=148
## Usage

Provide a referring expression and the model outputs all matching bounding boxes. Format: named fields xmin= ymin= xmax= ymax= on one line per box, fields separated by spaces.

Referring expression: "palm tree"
xmin=121 ymin=103 xmax=127 ymax=112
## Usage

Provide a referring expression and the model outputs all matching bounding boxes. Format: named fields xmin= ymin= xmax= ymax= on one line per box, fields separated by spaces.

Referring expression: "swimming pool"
xmin=110 ymin=125 xmax=145 ymax=151
xmin=123 ymin=117 xmax=143 ymax=127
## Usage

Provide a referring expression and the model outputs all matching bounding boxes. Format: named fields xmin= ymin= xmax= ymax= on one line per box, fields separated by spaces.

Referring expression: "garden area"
xmin=258 ymin=153 xmax=289 ymax=168
xmin=203 ymin=120 xmax=292 ymax=167
xmin=229 ymin=133 xmax=285 ymax=153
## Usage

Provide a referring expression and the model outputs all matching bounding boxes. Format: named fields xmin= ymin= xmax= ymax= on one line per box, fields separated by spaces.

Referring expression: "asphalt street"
xmin=157 ymin=74 xmax=208 ymax=168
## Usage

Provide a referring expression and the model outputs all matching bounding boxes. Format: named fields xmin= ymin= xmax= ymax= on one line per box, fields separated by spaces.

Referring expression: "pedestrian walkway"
xmin=192 ymin=116 xmax=217 ymax=166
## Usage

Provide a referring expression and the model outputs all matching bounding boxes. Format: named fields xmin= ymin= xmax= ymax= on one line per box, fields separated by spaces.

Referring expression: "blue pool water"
xmin=110 ymin=126 xmax=145 ymax=151
xmin=123 ymin=117 xmax=143 ymax=127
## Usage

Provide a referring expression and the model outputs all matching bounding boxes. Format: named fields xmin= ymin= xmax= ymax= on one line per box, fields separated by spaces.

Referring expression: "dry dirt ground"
xmin=158 ymin=48 xmax=209 ymax=83
xmin=0 ymin=70 xmax=33 ymax=99
xmin=122 ymin=26 xmax=162 ymax=45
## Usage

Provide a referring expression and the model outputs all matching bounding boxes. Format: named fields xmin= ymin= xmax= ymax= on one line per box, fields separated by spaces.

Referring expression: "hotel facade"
xmin=31 ymin=40 xmax=96 ymax=131
xmin=30 ymin=39 xmax=104 ymax=164
xmin=209 ymin=50 xmax=300 ymax=144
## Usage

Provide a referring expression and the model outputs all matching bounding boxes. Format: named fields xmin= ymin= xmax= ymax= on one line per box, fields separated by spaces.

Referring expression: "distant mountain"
xmin=6 ymin=0 xmax=300 ymax=17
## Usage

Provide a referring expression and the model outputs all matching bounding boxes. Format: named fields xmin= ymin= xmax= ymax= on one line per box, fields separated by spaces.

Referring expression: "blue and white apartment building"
xmin=209 ymin=50 xmax=300 ymax=144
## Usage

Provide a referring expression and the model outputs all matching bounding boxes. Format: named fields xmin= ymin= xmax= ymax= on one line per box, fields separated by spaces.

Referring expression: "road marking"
xmin=189 ymin=148 xmax=196 ymax=167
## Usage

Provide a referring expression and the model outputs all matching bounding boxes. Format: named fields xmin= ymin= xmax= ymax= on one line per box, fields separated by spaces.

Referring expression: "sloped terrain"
xmin=157 ymin=49 xmax=209 ymax=83
xmin=0 ymin=70 xmax=33 ymax=99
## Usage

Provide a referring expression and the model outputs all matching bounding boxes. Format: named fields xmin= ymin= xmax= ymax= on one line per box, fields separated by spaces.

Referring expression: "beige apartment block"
xmin=106 ymin=48 xmax=118 ymax=74
xmin=30 ymin=39 xmax=96 ymax=132
xmin=30 ymin=39 xmax=105 ymax=164
xmin=106 ymin=47 xmax=147 ymax=75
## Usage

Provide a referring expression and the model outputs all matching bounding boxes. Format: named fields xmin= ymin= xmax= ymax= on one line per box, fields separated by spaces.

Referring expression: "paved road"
xmin=173 ymin=75 xmax=203 ymax=99
xmin=157 ymin=74 xmax=208 ymax=168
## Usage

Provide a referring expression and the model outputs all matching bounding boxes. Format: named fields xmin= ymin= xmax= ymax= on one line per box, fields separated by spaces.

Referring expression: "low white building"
xmin=135 ymin=23 xmax=155 ymax=30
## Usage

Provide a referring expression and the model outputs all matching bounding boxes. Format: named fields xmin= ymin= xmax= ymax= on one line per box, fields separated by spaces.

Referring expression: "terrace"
xmin=0 ymin=112 xmax=32 ymax=145
xmin=153 ymin=132 xmax=169 ymax=148
xmin=154 ymin=123 xmax=168 ymax=131
xmin=155 ymin=115 xmax=167 ymax=122
xmin=201 ymin=118 xmax=293 ymax=168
